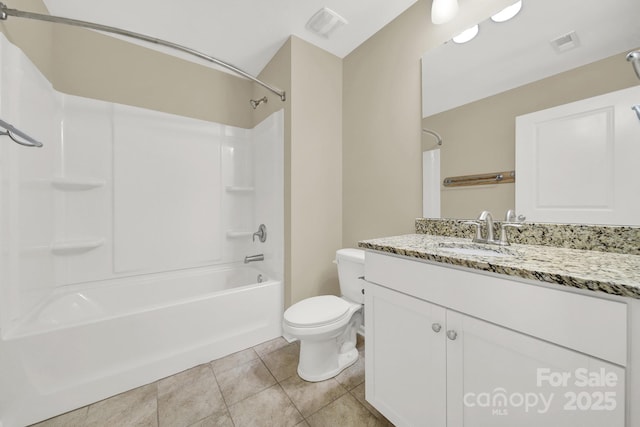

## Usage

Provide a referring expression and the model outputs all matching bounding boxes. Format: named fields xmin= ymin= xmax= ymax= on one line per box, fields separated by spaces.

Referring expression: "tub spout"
xmin=244 ymin=254 xmax=264 ymax=263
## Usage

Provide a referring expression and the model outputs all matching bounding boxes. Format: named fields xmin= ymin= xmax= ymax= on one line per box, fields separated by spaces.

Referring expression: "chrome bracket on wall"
xmin=632 ymin=105 xmax=640 ymax=122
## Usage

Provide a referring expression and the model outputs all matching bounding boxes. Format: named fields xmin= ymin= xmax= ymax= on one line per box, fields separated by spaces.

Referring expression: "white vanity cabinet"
xmin=365 ymin=283 xmax=447 ymax=425
xmin=364 ymin=251 xmax=628 ymax=427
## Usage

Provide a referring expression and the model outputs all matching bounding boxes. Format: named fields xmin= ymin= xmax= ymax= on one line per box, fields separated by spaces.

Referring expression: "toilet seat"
xmin=284 ymin=295 xmax=351 ymax=328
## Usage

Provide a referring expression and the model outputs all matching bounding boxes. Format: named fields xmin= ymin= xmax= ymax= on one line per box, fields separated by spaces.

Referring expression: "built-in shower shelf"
xmin=225 ymin=186 xmax=255 ymax=193
xmin=226 ymin=231 xmax=253 ymax=239
xmin=51 ymin=239 xmax=105 ymax=255
xmin=52 ymin=177 xmax=105 ymax=191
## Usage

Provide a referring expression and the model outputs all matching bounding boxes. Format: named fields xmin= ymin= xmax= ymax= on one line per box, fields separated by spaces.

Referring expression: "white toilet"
xmin=282 ymin=248 xmax=365 ymax=382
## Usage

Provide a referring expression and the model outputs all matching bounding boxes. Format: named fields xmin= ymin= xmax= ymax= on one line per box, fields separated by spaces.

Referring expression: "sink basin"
xmin=437 ymin=242 xmax=515 ymax=258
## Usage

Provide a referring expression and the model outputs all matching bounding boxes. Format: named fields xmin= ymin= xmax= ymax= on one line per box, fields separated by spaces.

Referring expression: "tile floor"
xmin=31 ymin=336 xmax=393 ymax=427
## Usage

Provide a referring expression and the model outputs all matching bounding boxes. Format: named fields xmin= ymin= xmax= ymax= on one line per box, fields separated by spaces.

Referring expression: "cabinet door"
xmin=515 ymin=85 xmax=640 ymax=225
xmin=446 ymin=311 xmax=625 ymax=427
xmin=365 ymin=283 xmax=447 ymax=427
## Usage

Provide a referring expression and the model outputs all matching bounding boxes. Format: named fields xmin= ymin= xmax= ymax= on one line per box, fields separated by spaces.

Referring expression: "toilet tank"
xmin=336 ymin=248 xmax=365 ymax=304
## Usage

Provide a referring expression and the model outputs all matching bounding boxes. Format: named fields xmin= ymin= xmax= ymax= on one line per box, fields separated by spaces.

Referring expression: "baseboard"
xmin=282 ymin=332 xmax=297 ymax=343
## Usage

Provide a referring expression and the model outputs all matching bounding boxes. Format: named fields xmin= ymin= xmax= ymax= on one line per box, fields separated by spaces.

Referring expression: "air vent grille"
xmin=306 ymin=7 xmax=348 ymax=38
xmin=550 ymin=31 xmax=580 ymax=53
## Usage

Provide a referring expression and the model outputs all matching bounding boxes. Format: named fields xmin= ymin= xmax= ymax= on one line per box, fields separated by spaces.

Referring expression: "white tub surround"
xmin=0 ymin=35 xmax=284 ymax=427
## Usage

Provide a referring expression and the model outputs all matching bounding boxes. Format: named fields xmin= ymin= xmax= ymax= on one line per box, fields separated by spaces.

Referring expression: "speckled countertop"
xmin=358 ymin=234 xmax=640 ymax=299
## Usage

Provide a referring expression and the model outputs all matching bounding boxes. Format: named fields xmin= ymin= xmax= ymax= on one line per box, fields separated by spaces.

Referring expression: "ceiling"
xmin=422 ymin=0 xmax=640 ymax=117
xmin=40 ymin=0 xmax=418 ymax=76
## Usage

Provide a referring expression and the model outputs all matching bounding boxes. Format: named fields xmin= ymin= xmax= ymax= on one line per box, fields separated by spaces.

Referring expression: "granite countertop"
xmin=358 ymin=234 xmax=640 ymax=300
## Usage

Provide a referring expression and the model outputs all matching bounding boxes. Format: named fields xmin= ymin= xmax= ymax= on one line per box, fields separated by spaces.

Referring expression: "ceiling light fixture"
xmin=306 ymin=7 xmax=348 ymax=38
xmin=431 ymin=0 xmax=459 ymax=25
xmin=491 ymin=0 xmax=523 ymax=23
xmin=452 ymin=25 xmax=479 ymax=44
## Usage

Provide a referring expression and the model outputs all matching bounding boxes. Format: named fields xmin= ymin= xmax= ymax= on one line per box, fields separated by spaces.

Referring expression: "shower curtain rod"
xmin=0 ymin=2 xmax=286 ymax=102
xmin=0 ymin=117 xmax=44 ymax=147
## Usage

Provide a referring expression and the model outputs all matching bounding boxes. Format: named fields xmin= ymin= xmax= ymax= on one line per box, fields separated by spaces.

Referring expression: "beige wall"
xmin=1 ymin=1 xmax=253 ymax=128
xmin=51 ymin=25 xmax=253 ymax=128
xmin=255 ymin=37 xmax=343 ymax=307
xmin=289 ymin=37 xmax=343 ymax=305
xmin=342 ymin=0 xmax=515 ymax=247
xmin=424 ymin=49 xmax=639 ymax=219
xmin=342 ymin=0 xmax=639 ymax=242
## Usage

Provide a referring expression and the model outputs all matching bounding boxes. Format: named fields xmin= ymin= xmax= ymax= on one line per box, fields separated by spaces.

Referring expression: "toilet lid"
xmin=284 ymin=295 xmax=351 ymax=328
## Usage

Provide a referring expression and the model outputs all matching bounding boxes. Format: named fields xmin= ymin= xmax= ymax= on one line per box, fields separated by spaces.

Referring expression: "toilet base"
xmin=295 ymin=310 xmax=362 ymax=382
xmin=298 ymin=346 xmax=358 ymax=382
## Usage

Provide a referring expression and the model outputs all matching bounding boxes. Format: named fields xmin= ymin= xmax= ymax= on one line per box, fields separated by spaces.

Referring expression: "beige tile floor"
xmin=31 ymin=336 xmax=393 ymax=427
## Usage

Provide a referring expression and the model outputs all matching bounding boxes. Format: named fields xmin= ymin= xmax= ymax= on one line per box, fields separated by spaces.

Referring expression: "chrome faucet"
xmin=244 ymin=254 xmax=264 ymax=263
xmin=478 ymin=210 xmax=495 ymax=243
xmin=505 ymin=209 xmax=516 ymax=223
xmin=253 ymin=224 xmax=267 ymax=243
xmin=499 ymin=209 xmax=523 ymax=246
xmin=464 ymin=210 xmax=496 ymax=244
xmin=465 ymin=209 xmax=522 ymax=246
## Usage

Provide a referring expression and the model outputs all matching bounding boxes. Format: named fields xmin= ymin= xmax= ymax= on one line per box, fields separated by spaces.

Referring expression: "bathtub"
xmin=0 ymin=265 xmax=283 ymax=427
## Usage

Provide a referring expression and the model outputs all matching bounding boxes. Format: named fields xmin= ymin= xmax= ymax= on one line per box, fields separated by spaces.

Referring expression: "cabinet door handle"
xmin=432 ymin=323 xmax=442 ymax=333
xmin=446 ymin=330 xmax=458 ymax=340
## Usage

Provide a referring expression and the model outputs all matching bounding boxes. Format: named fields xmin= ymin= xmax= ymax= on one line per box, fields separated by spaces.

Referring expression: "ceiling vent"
xmin=306 ymin=7 xmax=348 ymax=38
xmin=550 ymin=31 xmax=580 ymax=53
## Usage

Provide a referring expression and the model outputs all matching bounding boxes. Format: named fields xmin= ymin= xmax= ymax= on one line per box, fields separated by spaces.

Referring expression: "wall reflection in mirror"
xmin=421 ymin=0 xmax=640 ymax=225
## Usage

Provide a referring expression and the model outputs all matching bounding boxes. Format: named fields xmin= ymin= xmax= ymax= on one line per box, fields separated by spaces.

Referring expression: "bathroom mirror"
xmin=421 ymin=0 xmax=640 ymax=222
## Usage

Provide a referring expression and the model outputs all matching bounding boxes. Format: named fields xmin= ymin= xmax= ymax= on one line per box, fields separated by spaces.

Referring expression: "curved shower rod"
xmin=0 ymin=2 xmax=286 ymax=102
xmin=422 ymin=128 xmax=443 ymax=147
xmin=0 ymin=118 xmax=44 ymax=147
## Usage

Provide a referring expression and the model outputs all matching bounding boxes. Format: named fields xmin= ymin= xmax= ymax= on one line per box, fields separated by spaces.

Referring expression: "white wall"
xmin=0 ymin=33 xmax=60 ymax=331
xmin=252 ymin=110 xmax=285 ymax=282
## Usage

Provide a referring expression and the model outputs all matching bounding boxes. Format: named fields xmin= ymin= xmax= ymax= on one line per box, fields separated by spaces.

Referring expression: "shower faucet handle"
xmin=252 ymin=224 xmax=267 ymax=243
